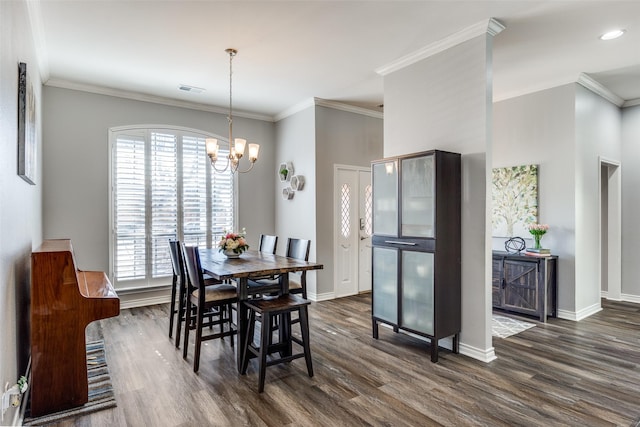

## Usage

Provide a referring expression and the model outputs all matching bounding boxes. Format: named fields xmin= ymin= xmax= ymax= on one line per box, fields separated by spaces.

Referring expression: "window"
xmin=110 ymin=126 xmax=234 ymax=290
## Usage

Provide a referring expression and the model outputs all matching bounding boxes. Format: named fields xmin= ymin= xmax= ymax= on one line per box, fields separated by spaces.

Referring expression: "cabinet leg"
xmin=430 ymin=338 xmax=438 ymax=363
xmin=372 ymin=318 xmax=378 ymax=339
xmin=453 ymin=334 xmax=459 ymax=354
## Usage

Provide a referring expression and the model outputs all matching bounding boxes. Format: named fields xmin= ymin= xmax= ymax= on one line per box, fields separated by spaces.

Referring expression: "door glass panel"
xmin=401 ymin=251 xmax=434 ymax=335
xmin=372 ymin=247 xmax=397 ymax=323
xmin=401 ymin=155 xmax=434 ymax=237
xmin=364 ymin=184 xmax=373 ymax=237
xmin=340 ymin=183 xmax=351 ymax=238
xmin=373 ymin=161 xmax=398 ymax=236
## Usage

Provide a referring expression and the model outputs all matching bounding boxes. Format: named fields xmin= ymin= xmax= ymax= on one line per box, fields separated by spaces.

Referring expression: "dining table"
xmin=198 ymin=248 xmax=323 ymax=371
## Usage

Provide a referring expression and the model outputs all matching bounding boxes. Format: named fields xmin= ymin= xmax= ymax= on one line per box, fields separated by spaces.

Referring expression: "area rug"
xmin=23 ymin=340 xmax=117 ymax=426
xmin=492 ymin=314 xmax=535 ymax=338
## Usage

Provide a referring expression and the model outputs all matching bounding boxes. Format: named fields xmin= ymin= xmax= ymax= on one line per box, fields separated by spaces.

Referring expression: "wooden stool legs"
xmin=241 ymin=294 xmax=313 ymax=393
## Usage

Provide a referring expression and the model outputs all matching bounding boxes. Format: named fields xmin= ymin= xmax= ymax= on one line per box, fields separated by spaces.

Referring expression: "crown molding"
xmin=44 ymin=78 xmax=274 ymax=122
xmin=26 ymin=0 xmax=50 ymax=82
xmin=577 ymin=73 xmax=624 ymax=107
xmin=623 ymin=98 xmax=640 ymax=108
xmin=376 ymin=17 xmax=505 ymax=76
xmin=274 ymin=98 xmax=384 ymax=122
xmin=314 ymin=98 xmax=383 ymax=119
xmin=273 ymin=98 xmax=316 ymax=122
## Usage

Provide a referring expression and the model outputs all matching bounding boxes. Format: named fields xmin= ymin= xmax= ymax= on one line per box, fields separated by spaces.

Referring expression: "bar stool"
xmin=240 ymin=294 xmax=313 ymax=393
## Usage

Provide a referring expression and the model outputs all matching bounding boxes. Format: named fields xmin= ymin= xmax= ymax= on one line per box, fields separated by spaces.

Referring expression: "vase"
xmin=223 ymin=249 xmax=240 ymax=259
xmin=533 ymin=234 xmax=542 ymax=250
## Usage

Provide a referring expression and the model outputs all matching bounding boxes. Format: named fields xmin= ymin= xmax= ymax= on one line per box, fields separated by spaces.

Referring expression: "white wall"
xmin=314 ymin=106 xmax=383 ymax=297
xmin=274 ymin=106 xmax=318 ymax=294
xmin=0 ymin=0 xmax=43 ymax=420
xmin=621 ymin=105 xmax=640 ymax=298
xmin=574 ymin=84 xmax=622 ymax=314
xmin=42 ymin=86 xmax=275 ymax=279
xmin=383 ymin=34 xmax=494 ymax=360
xmin=493 ymin=84 xmax=577 ymax=313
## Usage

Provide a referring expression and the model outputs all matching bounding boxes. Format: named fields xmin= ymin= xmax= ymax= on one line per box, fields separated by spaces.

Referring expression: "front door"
xmin=334 ymin=165 xmax=372 ymax=298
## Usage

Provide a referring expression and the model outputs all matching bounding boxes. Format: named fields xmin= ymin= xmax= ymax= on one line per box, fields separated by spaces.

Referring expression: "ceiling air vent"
xmin=178 ymin=84 xmax=204 ymax=93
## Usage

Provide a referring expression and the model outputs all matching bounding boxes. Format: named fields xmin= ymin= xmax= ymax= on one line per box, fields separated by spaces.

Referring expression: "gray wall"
xmin=314 ymin=106 xmax=383 ymax=297
xmin=493 ymin=83 xmax=627 ymax=318
xmin=42 ymin=86 xmax=276 ymax=281
xmin=493 ymin=84 xmax=577 ymax=314
xmin=383 ymin=34 xmax=494 ymax=358
xmin=622 ymin=105 xmax=640 ymax=297
xmin=0 ymin=0 xmax=43 ymax=418
xmin=273 ymin=104 xmax=382 ymax=299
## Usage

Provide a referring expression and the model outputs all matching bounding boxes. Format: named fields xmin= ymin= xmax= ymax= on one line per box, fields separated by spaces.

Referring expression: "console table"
xmin=492 ymin=251 xmax=557 ymax=322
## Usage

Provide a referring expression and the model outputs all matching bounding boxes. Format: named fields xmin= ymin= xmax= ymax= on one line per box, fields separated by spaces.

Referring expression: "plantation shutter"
xmin=113 ymin=131 xmax=147 ymax=282
xmin=111 ymin=127 xmax=234 ymax=290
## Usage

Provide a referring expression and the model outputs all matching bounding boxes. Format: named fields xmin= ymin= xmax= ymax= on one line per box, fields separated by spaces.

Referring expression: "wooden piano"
xmin=30 ymin=239 xmax=120 ymax=417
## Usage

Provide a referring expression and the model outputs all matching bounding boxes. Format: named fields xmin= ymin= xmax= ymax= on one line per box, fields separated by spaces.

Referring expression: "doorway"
xmin=600 ymin=158 xmax=621 ymax=300
xmin=334 ymin=165 xmax=372 ymax=298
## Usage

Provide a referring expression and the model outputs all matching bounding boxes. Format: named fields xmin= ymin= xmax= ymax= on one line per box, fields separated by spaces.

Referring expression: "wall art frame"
xmin=18 ymin=62 xmax=36 ymax=185
xmin=491 ymin=164 xmax=538 ymax=238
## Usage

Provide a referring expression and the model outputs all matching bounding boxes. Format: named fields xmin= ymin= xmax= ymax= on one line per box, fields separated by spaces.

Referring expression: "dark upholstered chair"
xmin=181 ymin=244 xmax=238 ymax=372
xmin=168 ymin=240 xmax=221 ymax=349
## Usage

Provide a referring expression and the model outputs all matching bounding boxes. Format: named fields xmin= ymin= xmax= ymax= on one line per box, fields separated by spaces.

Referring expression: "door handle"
xmin=384 ymin=240 xmax=417 ymax=246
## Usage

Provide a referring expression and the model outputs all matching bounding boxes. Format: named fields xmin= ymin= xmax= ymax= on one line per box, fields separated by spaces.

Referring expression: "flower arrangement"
xmin=528 ymin=223 xmax=549 ymax=249
xmin=218 ymin=228 xmax=249 ymax=255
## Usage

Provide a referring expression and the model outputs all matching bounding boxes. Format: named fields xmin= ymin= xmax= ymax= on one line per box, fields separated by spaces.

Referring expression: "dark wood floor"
xmin=52 ymin=294 xmax=640 ymax=426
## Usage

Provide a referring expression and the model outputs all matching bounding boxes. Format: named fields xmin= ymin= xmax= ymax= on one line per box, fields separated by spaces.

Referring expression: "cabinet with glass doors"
xmin=371 ymin=150 xmax=461 ymax=362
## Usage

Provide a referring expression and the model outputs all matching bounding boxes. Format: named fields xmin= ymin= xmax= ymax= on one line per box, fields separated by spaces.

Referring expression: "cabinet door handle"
xmin=384 ymin=240 xmax=417 ymax=246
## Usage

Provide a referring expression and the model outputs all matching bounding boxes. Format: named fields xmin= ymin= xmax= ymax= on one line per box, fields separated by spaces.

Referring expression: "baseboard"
xmin=459 ymin=342 xmax=497 ymax=363
xmin=119 ymin=292 xmax=171 ymax=309
xmin=557 ymin=301 xmax=602 ymax=321
xmin=621 ymin=293 xmax=640 ymax=304
xmin=309 ymin=291 xmax=335 ymax=302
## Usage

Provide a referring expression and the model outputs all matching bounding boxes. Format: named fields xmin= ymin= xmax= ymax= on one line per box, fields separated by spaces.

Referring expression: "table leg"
xmin=237 ymin=277 xmax=249 ymax=372
xmin=279 ymin=274 xmax=292 ymax=357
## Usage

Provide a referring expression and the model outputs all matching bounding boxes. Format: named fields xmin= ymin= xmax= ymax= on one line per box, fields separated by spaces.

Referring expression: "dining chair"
xmin=247 ymin=237 xmax=310 ymax=297
xmin=246 ymin=234 xmax=280 ymax=298
xmin=168 ymin=240 xmax=223 ymax=349
xmin=258 ymin=234 xmax=278 ymax=254
xmin=181 ymin=244 xmax=238 ymax=373
xmin=285 ymin=238 xmax=311 ymax=299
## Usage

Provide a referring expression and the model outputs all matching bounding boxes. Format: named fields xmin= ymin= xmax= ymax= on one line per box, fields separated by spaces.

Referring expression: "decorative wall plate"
xmin=290 ymin=175 xmax=305 ymax=191
xmin=282 ymin=187 xmax=294 ymax=200
xmin=278 ymin=162 xmax=294 ymax=182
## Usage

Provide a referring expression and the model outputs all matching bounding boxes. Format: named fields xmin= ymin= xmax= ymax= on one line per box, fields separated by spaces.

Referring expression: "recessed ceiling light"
xmin=600 ymin=29 xmax=626 ymax=40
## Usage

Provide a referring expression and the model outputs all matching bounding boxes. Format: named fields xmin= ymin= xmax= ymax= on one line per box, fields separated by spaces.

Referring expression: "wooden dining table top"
xmin=198 ymin=248 xmax=323 ymax=282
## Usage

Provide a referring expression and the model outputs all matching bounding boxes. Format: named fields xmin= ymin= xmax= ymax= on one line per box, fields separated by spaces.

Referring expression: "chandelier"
xmin=206 ymin=48 xmax=259 ymax=174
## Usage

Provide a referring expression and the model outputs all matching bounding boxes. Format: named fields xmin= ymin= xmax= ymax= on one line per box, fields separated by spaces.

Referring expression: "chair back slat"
xmin=259 ymin=235 xmax=278 ymax=254
xmin=286 ymin=238 xmax=310 ymax=261
xmin=181 ymin=244 xmax=204 ymax=301
xmin=168 ymin=240 xmax=184 ymax=283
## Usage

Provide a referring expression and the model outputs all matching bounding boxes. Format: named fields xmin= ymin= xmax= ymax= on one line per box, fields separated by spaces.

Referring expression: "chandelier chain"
xmin=206 ymin=48 xmax=258 ymax=175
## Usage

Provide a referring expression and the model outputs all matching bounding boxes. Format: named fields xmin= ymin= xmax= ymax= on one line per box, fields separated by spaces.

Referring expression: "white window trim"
xmin=108 ymin=124 xmax=239 ymax=290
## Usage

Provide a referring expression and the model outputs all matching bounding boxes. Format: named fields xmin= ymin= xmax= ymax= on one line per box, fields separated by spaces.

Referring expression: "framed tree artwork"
xmin=492 ymin=164 xmax=538 ymax=237
xmin=18 ymin=62 xmax=36 ymax=185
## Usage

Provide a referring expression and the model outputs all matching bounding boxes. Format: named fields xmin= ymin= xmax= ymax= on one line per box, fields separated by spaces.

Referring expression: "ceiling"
xmin=30 ymin=1 xmax=640 ymax=120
